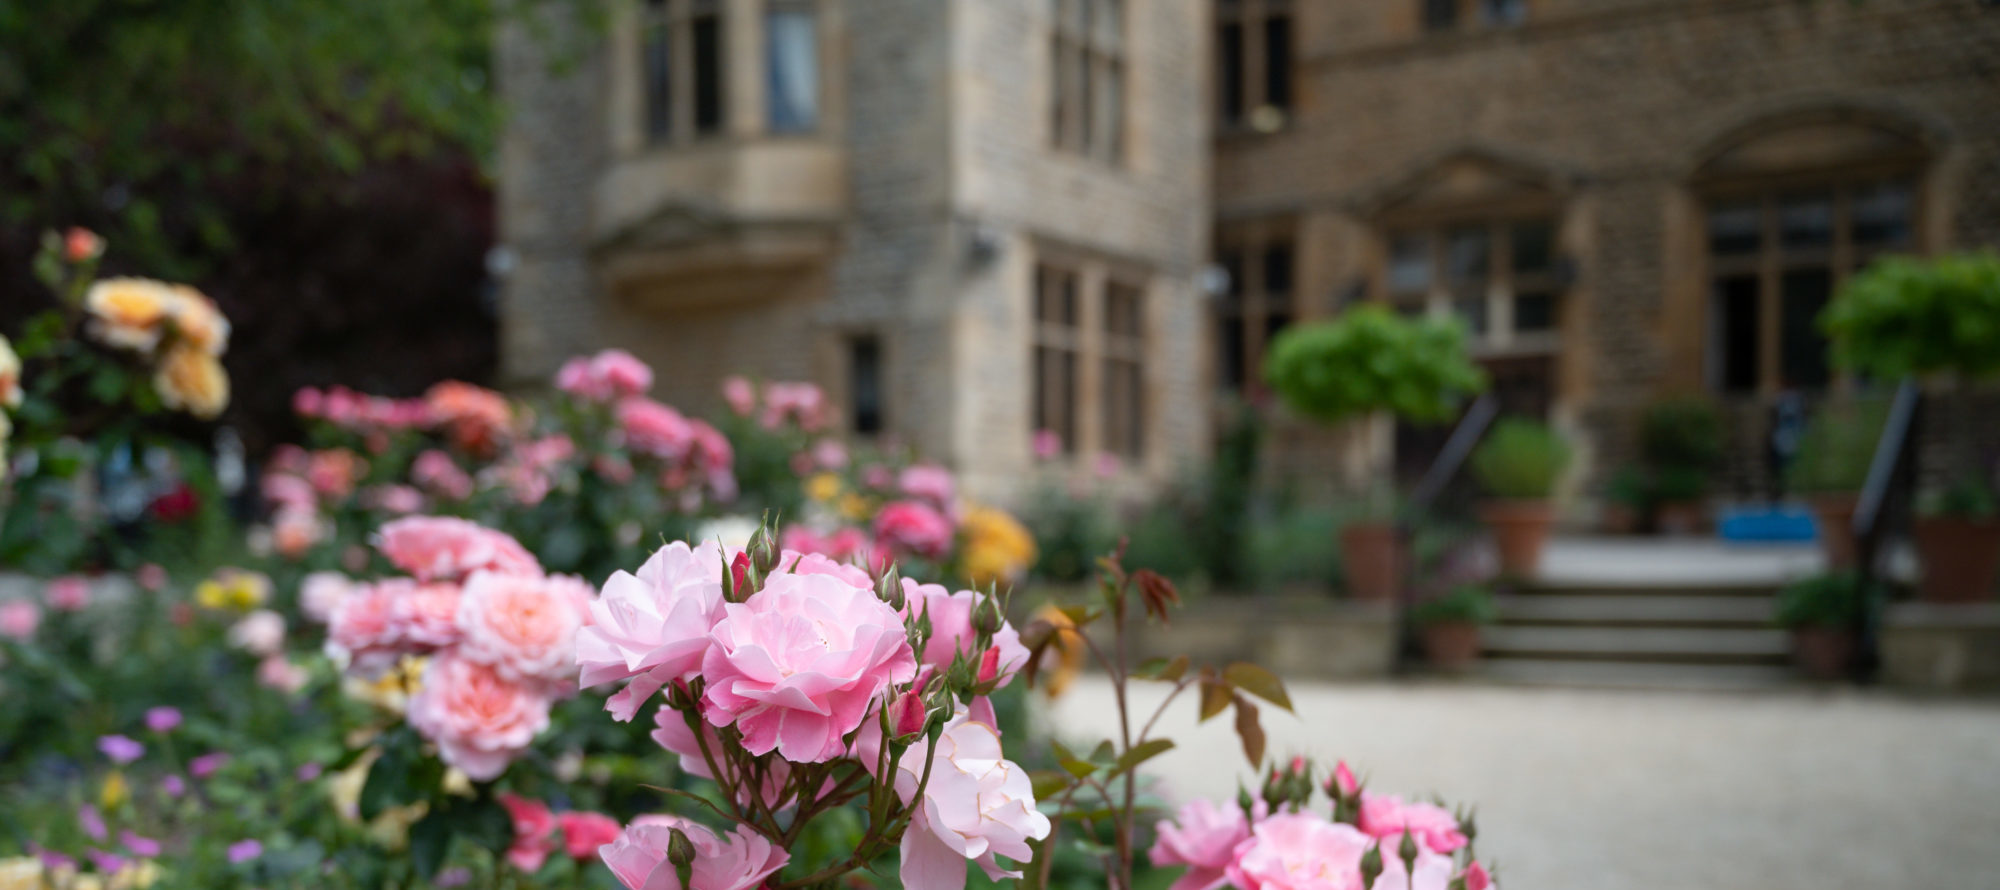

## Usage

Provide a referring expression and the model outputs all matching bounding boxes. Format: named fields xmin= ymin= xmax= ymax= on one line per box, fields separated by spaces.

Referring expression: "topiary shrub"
xmin=1262 ymin=305 xmax=1486 ymax=426
xmin=1470 ymin=418 xmax=1573 ymax=500
xmin=1788 ymin=398 xmax=1889 ymax=495
xmin=1822 ymin=252 xmax=2000 ymax=381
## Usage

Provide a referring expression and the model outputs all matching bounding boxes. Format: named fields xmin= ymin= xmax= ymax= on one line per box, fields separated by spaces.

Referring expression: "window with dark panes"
xmin=1033 ymin=263 xmax=1083 ymax=453
xmin=849 ymin=335 xmax=884 ymax=435
xmin=1103 ymin=282 xmax=1146 ymax=459
xmin=1423 ymin=0 xmax=1459 ymax=32
xmin=1217 ymin=0 xmax=1291 ymax=129
xmin=640 ymin=0 xmax=730 ymax=144
xmin=1426 ymin=0 xmax=1526 ymax=34
xmin=642 ymin=0 xmax=674 ymax=143
xmin=1479 ymin=0 xmax=1527 ymax=27
xmin=1053 ymin=0 xmax=1125 ymax=162
xmin=1382 ymin=218 xmax=1563 ymax=351
xmin=1214 ymin=226 xmax=1295 ymax=390
xmin=1703 ymin=179 xmax=1915 ymax=394
xmin=766 ymin=1 xmax=819 ymax=133
xmin=691 ymin=3 xmax=724 ymax=135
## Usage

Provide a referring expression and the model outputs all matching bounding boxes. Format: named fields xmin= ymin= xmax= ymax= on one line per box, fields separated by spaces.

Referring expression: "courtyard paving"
xmin=1045 ymin=678 xmax=2000 ymax=890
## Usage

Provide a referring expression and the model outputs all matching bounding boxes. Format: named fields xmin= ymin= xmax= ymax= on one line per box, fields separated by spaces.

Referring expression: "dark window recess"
xmin=1262 ymin=243 xmax=1293 ymax=295
xmin=1218 ymin=22 xmax=1245 ymax=125
xmin=1511 ymin=222 xmax=1553 ymax=274
xmin=1779 ymin=193 xmax=1834 ymax=250
xmin=1480 ymin=0 xmax=1526 ymax=27
xmin=1263 ymin=14 xmax=1291 ymax=111
xmin=1715 ymin=275 xmax=1761 ymax=393
xmin=643 ymin=26 xmax=673 ymax=142
xmin=1446 ymin=226 xmax=1489 ymax=284
xmin=1514 ymin=292 xmax=1554 ymax=333
xmin=1220 ymin=316 xmax=1246 ymax=389
xmin=1852 ymin=182 xmax=1915 ymax=249
xmin=1780 ymin=269 xmax=1832 ymax=389
xmin=1423 ymin=0 xmax=1459 ymax=32
xmin=1708 ymin=204 xmax=1761 ymax=256
xmin=692 ymin=13 xmax=725 ymax=134
xmin=850 ymin=337 xmax=884 ymax=435
xmin=1454 ymin=296 xmax=1487 ymax=336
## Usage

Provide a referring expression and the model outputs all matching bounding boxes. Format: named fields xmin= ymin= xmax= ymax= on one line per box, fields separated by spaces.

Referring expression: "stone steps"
xmin=1476 ymin=658 xmax=1801 ymax=691
xmin=1494 ymin=594 xmax=1774 ymax=627
xmin=1483 ymin=625 xmax=1791 ymax=663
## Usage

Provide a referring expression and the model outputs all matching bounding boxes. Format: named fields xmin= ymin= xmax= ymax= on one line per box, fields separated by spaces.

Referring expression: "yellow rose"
xmin=1031 ymin=604 xmax=1088 ymax=698
xmin=960 ymin=505 xmax=1038 ymax=587
xmin=197 ymin=568 xmax=270 ymax=610
xmin=0 ymin=856 xmax=43 ymax=890
xmin=0 ymin=334 xmax=21 ymax=408
xmin=804 ymin=472 xmax=843 ymax=503
xmin=100 ymin=770 xmax=129 ymax=810
xmin=84 ymin=278 xmax=176 ymax=353
xmin=106 ymin=861 xmax=159 ymax=890
xmin=164 ymin=286 xmax=230 ymax=356
xmin=154 ymin=344 xmax=229 ymax=419
xmin=838 ymin=493 xmax=874 ymax=522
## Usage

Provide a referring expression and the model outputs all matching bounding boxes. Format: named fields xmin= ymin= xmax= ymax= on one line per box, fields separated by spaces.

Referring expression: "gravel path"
xmin=1044 ymin=679 xmax=2000 ymax=890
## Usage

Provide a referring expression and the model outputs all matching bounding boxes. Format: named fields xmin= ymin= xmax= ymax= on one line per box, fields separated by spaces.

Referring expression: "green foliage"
xmin=1639 ymin=395 xmax=1726 ymax=474
xmin=1823 ymin=252 xmax=2000 ymax=381
xmin=1920 ymin=478 xmax=2000 ymax=520
xmin=1240 ymin=507 xmax=1342 ymax=592
xmin=1788 ymin=398 xmax=1889 ymax=494
xmin=1774 ymin=572 xmax=1876 ymax=628
xmin=1262 ymin=305 xmax=1486 ymax=425
xmin=1470 ymin=418 xmax=1572 ymax=499
xmin=1410 ymin=583 xmax=1499 ymax=626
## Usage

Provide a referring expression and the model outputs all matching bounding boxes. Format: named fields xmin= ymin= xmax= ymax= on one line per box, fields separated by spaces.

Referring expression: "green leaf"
xmin=1030 ymin=769 xmax=1076 ymax=800
xmin=1087 ymin=740 xmax=1117 ymax=766
xmin=1223 ymin=662 xmax=1294 ymax=712
xmin=1132 ymin=655 xmax=1189 ymax=683
xmin=1108 ymin=739 xmax=1175 ymax=779
xmin=407 ymin=810 xmax=452 ymax=879
xmin=1198 ymin=678 xmax=1232 ymax=723
xmin=1051 ymin=741 xmax=1096 ymax=779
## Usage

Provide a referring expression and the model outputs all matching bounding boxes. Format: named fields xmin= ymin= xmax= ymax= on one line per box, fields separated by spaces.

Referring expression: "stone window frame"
xmin=1215 ymin=0 xmax=1293 ymax=133
xmin=1102 ymin=280 xmax=1147 ymax=460
xmin=622 ymin=0 xmax=833 ymax=153
xmin=1031 ymin=247 xmax=1153 ymax=461
xmin=1422 ymin=0 xmax=1529 ymax=34
xmin=640 ymin=0 xmax=729 ymax=146
xmin=1050 ymin=0 xmax=1127 ymax=164
xmin=1379 ymin=214 xmax=1565 ymax=360
xmin=1214 ymin=220 xmax=1297 ymax=393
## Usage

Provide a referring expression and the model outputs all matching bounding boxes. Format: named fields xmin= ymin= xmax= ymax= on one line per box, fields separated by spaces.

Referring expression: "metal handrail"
xmin=1393 ymin=392 xmax=1500 ymax=672
xmin=1849 ymin=378 xmax=1921 ymax=682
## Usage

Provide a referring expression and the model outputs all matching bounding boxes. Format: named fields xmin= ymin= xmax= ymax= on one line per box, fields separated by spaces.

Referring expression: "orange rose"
xmin=85 ymin=278 xmax=176 ymax=352
xmin=165 ymin=285 xmax=230 ymax=356
xmin=154 ymin=344 xmax=230 ymax=419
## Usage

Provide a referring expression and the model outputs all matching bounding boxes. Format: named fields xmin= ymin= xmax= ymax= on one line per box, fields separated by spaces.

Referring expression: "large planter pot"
xmin=1339 ymin=523 xmax=1402 ymax=602
xmin=1419 ymin=622 xmax=1483 ymax=671
xmin=1601 ymin=503 xmax=1641 ymax=536
xmin=1480 ymin=500 xmax=1555 ymax=578
xmin=1914 ymin=516 xmax=2000 ymax=602
xmin=1655 ymin=500 xmax=1707 ymax=537
xmin=1790 ymin=626 xmax=1856 ymax=680
xmin=1808 ymin=494 xmax=1860 ymax=570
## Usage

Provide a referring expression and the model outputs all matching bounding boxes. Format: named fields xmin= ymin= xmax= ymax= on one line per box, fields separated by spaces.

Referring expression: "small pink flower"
xmin=299 ymin=571 xmax=356 ymax=624
xmin=120 ymin=830 xmax=161 ymax=858
xmin=619 ymin=398 xmax=694 ymax=460
xmin=227 ymin=839 xmax=262 ymax=865
xmin=1150 ymin=799 xmax=1253 ymax=890
xmin=273 ymin=508 xmax=326 ymax=559
xmin=98 ymin=735 xmax=144 ymax=764
xmin=884 ymin=687 xmax=927 ymax=739
xmin=1032 ymin=428 xmax=1062 ymax=460
xmin=257 ymin=656 xmax=311 ymax=694
xmin=228 ymin=609 xmax=287 ymax=657
xmin=592 ymin=350 xmax=654 ymax=398
xmin=0 ymin=599 xmax=40 ymax=640
xmin=1332 ymin=760 xmax=1359 ymax=798
xmin=65 ymin=227 xmax=105 ymax=263
xmin=898 ymin=464 xmax=956 ymax=508
xmin=456 ymin=571 xmax=595 ymax=690
xmin=557 ymin=811 xmax=623 ymax=861
xmin=261 ymin=473 xmax=316 ymax=512
xmin=901 ymin=581 xmax=1028 ymax=689
xmin=576 ymin=542 xmax=728 ymax=722
xmin=721 ymin=375 xmax=757 ymax=416
xmin=306 ymin=449 xmax=367 ymax=499
xmin=77 ymin=805 xmax=107 ymax=840
xmin=812 ymin=438 xmax=849 ymax=469
xmin=377 ymin=516 xmax=541 ymax=582
xmin=389 ymin=582 xmax=464 ymax=649
xmin=1226 ymin=812 xmax=1379 ymax=890
xmin=501 ymin=793 xmax=558 ymax=872
xmin=406 ymin=655 xmax=551 ymax=781
xmin=189 ymin=752 xmax=228 ymax=778
xmin=873 ymin=500 xmax=955 ymax=562
xmin=292 ymin=386 xmax=325 ymax=418
xmin=599 ymin=817 xmax=788 ymax=890
xmin=1463 ymin=861 xmax=1494 ymax=890
xmin=700 ymin=571 xmax=916 ymax=762
xmin=145 ymin=707 xmax=182 ymax=734
xmin=362 ymin=484 xmax=426 ymax=515
xmin=135 ymin=563 xmax=168 ymax=592
xmin=412 ymin=450 xmax=475 ymax=501
xmin=46 ymin=576 xmax=91 ymax=612
xmin=1356 ymin=793 xmax=1467 ymax=854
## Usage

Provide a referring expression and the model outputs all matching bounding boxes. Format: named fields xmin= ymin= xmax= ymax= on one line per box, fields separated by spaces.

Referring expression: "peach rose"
xmin=84 ymin=278 xmax=175 ymax=352
xmin=456 ymin=571 xmax=594 ymax=689
xmin=163 ymin=285 xmax=230 ymax=356
xmin=154 ymin=344 xmax=230 ymax=419
xmin=0 ymin=334 xmax=21 ymax=408
xmin=406 ymin=655 xmax=551 ymax=781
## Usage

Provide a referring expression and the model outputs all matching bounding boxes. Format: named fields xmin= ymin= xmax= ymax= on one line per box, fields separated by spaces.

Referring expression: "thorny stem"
xmin=1137 ymin=677 xmax=1197 ymax=745
xmin=772 ymin=732 xmax=943 ymax=890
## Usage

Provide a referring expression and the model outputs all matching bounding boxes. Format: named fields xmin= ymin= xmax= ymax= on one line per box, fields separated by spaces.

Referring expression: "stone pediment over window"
xmin=1692 ymin=104 xmax=1937 ymax=187
xmin=593 ymin=200 xmax=840 ymax=312
xmin=1356 ymin=146 xmax=1579 ymax=224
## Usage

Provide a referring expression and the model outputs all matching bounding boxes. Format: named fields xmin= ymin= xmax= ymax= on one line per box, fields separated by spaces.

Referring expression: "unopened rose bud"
xmin=64 ymin=227 xmax=103 ymax=263
xmin=1359 ymin=844 xmax=1383 ymax=887
xmin=1237 ymin=785 xmax=1256 ymax=822
xmin=1398 ymin=829 xmax=1419 ymax=872
xmin=727 ymin=551 xmax=753 ymax=602
xmin=1331 ymin=759 xmax=1359 ymax=799
xmin=1463 ymin=861 xmax=1493 ymax=890
xmin=976 ymin=647 xmax=1003 ymax=686
xmin=876 ymin=565 xmax=904 ymax=610
xmin=1132 ymin=569 xmax=1181 ymax=624
xmin=747 ymin=523 xmax=780 ymax=576
xmin=885 ymin=688 xmax=926 ymax=741
xmin=972 ymin=594 xmax=1003 ymax=638
xmin=667 ymin=827 xmax=697 ymax=886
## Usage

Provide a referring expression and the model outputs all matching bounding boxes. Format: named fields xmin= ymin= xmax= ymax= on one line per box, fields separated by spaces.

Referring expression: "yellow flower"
xmin=1032 ymin=604 xmax=1088 ymax=699
xmin=837 ymin=493 xmax=874 ymax=522
xmin=0 ymin=856 xmax=43 ymax=890
xmin=343 ymin=655 xmax=425 ymax=715
xmin=106 ymin=861 xmax=159 ymax=890
xmin=153 ymin=344 xmax=229 ymax=419
xmin=84 ymin=278 xmax=175 ymax=352
xmin=0 ymin=334 xmax=21 ymax=408
xmin=196 ymin=568 xmax=269 ymax=611
xmin=100 ymin=770 xmax=129 ymax=810
xmin=804 ymin=472 xmax=843 ymax=503
xmin=960 ymin=505 xmax=1038 ymax=587
xmin=163 ymin=286 xmax=229 ymax=356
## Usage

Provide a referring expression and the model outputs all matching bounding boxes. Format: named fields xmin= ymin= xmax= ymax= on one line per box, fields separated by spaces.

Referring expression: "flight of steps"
xmin=1478 ymin=580 xmax=1799 ymax=691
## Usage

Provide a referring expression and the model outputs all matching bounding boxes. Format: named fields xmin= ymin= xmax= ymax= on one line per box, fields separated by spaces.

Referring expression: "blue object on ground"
xmin=1717 ymin=504 xmax=1819 ymax=542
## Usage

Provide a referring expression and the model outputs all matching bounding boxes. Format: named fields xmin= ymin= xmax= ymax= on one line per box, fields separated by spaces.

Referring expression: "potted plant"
xmin=1787 ymin=398 xmax=1889 ymax=569
xmin=1600 ymin=465 xmax=1649 ymax=534
xmin=1469 ymin=418 xmax=1573 ymax=577
xmin=1264 ymin=306 xmax=1486 ymax=600
xmin=1638 ymin=396 xmax=1725 ymax=535
xmin=1773 ymin=572 xmax=1873 ymax=680
xmin=1410 ymin=582 xmax=1499 ymax=671
xmin=1823 ymin=252 xmax=2000 ymax=601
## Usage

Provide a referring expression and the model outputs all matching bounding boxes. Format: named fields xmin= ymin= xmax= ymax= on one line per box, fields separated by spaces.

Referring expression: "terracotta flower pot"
xmin=1808 ymin=494 xmax=1860 ymax=570
xmin=1655 ymin=500 xmax=1706 ymax=536
xmin=1601 ymin=503 xmax=1641 ymax=536
xmin=1480 ymin=500 xmax=1555 ymax=579
xmin=1790 ymin=626 xmax=1856 ymax=680
xmin=1914 ymin=516 xmax=2000 ymax=603
xmin=1420 ymin=622 xmax=1483 ymax=671
xmin=1338 ymin=522 xmax=1402 ymax=602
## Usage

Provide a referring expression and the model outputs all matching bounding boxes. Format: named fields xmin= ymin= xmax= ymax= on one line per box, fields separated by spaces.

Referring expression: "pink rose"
xmin=592 ymin=350 xmax=654 ymax=398
xmin=557 ymin=811 xmax=623 ymax=861
xmin=1032 ymin=428 xmax=1062 ymax=460
xmin=377 ymin=516 xmax=541 ymax=582
xmin=1226 ymin=812 xmax=1377 ymax=890
xmin=1332 ymin=760 xmax=1359 ymax=798
xmin=412 ymin=450 xmax=475 ymax=501
xmin=780 ymin=550 xmax=876 ymax=588
xmin=555 ymin=357 xmax=598 ymax=400
xmin=721 ymin=376 xmax=757 ymax=416
xmin=1150 ymin=799 xmax=1253 ymax=890
xmin=256 ymin=656 xmax=310 ymax=694
xmin=292 ymin=387 xmax=325 ymax=418
xmin=690 ymin=420 xmax=733 ymax=473
xmin=599 ymin=817 xmax=788 ymax=890
xmin=299 ymin=572 xmax=355 ymax=624
xmin=390 ymin=581 xmax=465 ymax=649
xmin=1356 ymin=793 xmax=1467 ymax=854
xmin=228 ymin=609 xmax=287 ymax=657
xmin=135 ymin=563 xmax=168 ymax=592
xmin=901 ymin=581 xmax=1029 ymax=689
xmin=873 ymin=500 xmax=955 ymax=562
xmin=760 ymin=382 xmax=826 ymax=432
xmin=576 ymin=542 xmax=728 ymax=721
xmin=456 ymin=571 xmax=595 ymax=690
xmin=407 ymin=655 xmax=551 ymax=781
xmin=619 ymin=398 xmax=693 ymax=460
xmin=325 ymin=583 xmax=406 ymax=674
xmin=898 ymin=464 xmax=956 ymax=508
xmin=261 ymin=473 xmax=316 ymax=512
xmin=891 ymin=711 xmax=1051 ymax=889
xmin=362 ymin=484 xmax=426 ymax=515
xmin=811 ymin=438 xmax=849 ymax=470
xmin=0 ymin=599 xmax=41 ymax=640
xmin=700 ymin=571 xmax=916 ymax=762
xmin=501 ymin=793 xmax=558 ymax=872
xmin=307 ymin=449 xmax=367 ymax=499
xmin=46 ymin=576 xmax=91 ymax=612
xmin=273 ymin=508 xmax=327 ymax=559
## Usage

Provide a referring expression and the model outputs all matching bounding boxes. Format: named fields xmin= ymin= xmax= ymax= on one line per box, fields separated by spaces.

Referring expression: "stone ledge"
xmin=1879 ymin=602 xmax=2000 ymax=691
xmin=1129 ymin=597 xmax=1397 ymax=680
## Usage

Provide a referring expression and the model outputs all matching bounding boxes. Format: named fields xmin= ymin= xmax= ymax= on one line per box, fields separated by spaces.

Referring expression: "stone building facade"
xmin=1215 ymin=0 xmax=2000 ymax=498
xmin=496 ymin=0 xmax=1211 ymax=502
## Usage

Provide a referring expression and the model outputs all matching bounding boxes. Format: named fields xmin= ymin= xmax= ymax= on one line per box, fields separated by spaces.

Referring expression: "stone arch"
xmin=1689 ymin=100 xmax=1944 ymax=185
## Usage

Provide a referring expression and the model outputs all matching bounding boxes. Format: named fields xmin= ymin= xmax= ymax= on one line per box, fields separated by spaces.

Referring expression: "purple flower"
xmin=77 ymin=804 xmax=107 ymax=841
xmin=144 ymin=707 xmax=183 ymax=733
xmin=295 ymin=762 xmax=323 ymax=782
xmin=120 ymin=830 xmax=161 ymax=858
xmin=28 ymin=844 xmax=75 ymax=872
xmin=227 ymin=839 xmax=263 ymax=865
xmin=188 ymin=752 xmax=229 ymax=778
xmin=433 ymin=867 xmax=472 ymax=888
xmin=160 ymin=775 xmax=186 ymax=798
xmin=87 ymin=848 xmax=127 ymax=874
xmin=97 ymin=734 xmax=145 ymax=764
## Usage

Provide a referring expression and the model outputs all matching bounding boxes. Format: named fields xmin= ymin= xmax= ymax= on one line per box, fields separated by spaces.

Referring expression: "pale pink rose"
xmin=898 ymin=464 xmax=956 ymax=508
xmin=256 ymin=655 xmax=310 ymax=694
xmin=592 ymin=350 xmax=654 ymax=399
xmin=456 ymin=571 xmax=595 ymax=689
xmin=411 ymin=450 xmax=475 ymax=501
xmin=406 ymin=655 xmax=551 ymax=781
xmin=700 ymin=571 xmax=916 ymax=762
xmin=721 ymin=376 xmax=757 ymax=416
xmin=1356 ymin=793 xmax=1467 ymax=854
xmin=362 ymin=484 xmax=426 ymax=515
xmin=554 ymin=357 xmax=600 ymax=401
xmin=902 ymin=581 xmax=1029 ymax=689
xmin=501 ymin=793 xmax=558 ymax=872
xmin=812 ymin=438 xmax=849 ymax=470
xmin=273 ymin=508 xmax=325 ymax=559
xmin=136 ymin=563 xmax=168 ymax=592
xmin=619 ymin=398 xmax=693 ymax=460
xmin=780 ymin=550 xmax=876 ymax=588
xmin=292 ymin=387 xmax=325 ymax=418
xmin=1332 ymin=760 xmax=1360 ymax=798
xmin=874 ymin=500 xmax=955 ymax=562
xmin=575 ymin=541 xmax=728 ymax=722
xmin=1151 ymin=799 xmax=1252 ymax=890
xmin=299 ymin=572 xmax=356 ymax=624
xmin=324 ymin=583 xmax=407 ymax=674
xmin=228 ymin=609 xmax=287 ymax=657
xmin=46 ymin=576 xmax=91 ymax=612
xmin=891 ymin=711 xmax=1051 ymax=890
xmin=377 ymin=516 xmax=541 ymax=582
xmin=599 ymin=817 xmax=788 ymax=890
xmin=390 ymin=582 xmax=465 ymax=649
xmin=261 ymin=473 xmax=316 ymax=512
xmin=1375 ymin=845 xmax=1455 ymax=890
xmin=558 ymin=811 xmax=623 ymax=861
xmin=0 ymin=599 xmax=41 ymax=640
xmin=1031 ymin=428 xmax=1062 ymax=460
xmin=306 ymin=449 xmax=367 ymax=499
xmin=761 ymin=382 xmax=827 ymax=432
xmin=1226 ymin=812 xmax=1378 ymax=890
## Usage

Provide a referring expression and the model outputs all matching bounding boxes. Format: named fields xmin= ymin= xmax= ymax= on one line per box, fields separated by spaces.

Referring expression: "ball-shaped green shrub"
xmin=1823 ymin=251 xmax=2000 ymax=380
xmin=1262 ymin=305 xmax=1486 ymax=425
xmin=1787 ymin=398 xmax=1888 ymax=495
xmin=1470 ymin=418 xmax=1573 ymax=500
